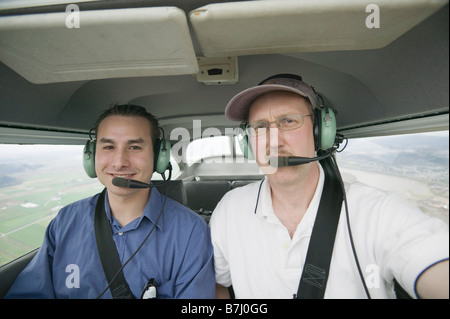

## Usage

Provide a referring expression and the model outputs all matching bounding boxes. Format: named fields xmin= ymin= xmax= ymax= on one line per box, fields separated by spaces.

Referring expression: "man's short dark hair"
xmin=93 ymin=104 xmax=160 ymax=143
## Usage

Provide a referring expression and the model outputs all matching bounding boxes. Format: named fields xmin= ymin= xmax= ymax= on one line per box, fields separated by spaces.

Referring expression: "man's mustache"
xmin=265 ymin=149 xmax=293 ymax=157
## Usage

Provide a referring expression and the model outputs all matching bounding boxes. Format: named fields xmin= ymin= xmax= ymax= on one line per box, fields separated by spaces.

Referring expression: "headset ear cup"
xmin=318 ymin=108 xmax=337 ymax=150
xmin=237 ymin=129 xmax=254 ymax=160
xmin=154 ymin=138 xmax=171 ymax=174
xmin=314 ymin=108 xmax=321 ymax=152
xmin=83 ymin=140 xmax=97 ymax=178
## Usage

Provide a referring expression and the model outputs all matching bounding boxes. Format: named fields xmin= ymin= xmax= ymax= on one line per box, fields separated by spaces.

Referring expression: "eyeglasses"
xmin=245 ymin=114 xmax=312 ymax=136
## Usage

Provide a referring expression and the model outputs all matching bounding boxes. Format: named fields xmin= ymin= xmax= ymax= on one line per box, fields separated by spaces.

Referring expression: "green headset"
xmin=237 ymin=76 xmax=337 ymax=160
xmin=313 ymin=93 xmax=338 ymax=152
xmin=83 ymin=129 xmax=171 ymax=179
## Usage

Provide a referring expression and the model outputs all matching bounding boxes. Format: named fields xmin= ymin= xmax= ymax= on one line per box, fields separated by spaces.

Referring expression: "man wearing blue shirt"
xmin=5 ymin=104 xmax=215 ymax=299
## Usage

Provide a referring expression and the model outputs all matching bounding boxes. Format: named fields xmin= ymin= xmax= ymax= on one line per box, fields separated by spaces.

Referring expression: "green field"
xmin=0 ymin=152 xmax=102 ymax=266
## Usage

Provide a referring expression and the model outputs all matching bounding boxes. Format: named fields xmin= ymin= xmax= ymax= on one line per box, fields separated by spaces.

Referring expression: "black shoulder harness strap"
xmin=295 ymin=156 xmax=343 ymax=299
xmin=94 ymin=189 xmax=135 ymax=299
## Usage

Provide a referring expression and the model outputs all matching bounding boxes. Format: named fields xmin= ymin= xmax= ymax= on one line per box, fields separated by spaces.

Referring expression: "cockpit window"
xmin=185 ymin=136 xmax=232 ymax=166
xmin=337 ymin=131 xmax=449 ymax=223
xmin=0 ymin=144 xmax=102 ymax=266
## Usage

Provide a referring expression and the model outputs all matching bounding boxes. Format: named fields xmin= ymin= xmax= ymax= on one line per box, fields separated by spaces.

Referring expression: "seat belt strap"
xmin=94 ymin=189 xmax=135 ymax=299
xmin=296 ymin=157 xmax=343 ymax=299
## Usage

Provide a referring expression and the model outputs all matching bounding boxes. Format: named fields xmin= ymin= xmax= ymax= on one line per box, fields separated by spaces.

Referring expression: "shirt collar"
xmin=254 ymin=164 xmax=326 ymax=226
xmin=104 ymin=188 xmax=166 ymax=231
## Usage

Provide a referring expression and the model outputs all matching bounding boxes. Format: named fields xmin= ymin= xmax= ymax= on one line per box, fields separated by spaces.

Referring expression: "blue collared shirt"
xmin=5 ymin=188 xmax=215 ymax=299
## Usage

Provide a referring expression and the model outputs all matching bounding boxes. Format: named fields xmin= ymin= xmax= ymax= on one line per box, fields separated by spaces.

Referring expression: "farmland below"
xmin=0 ymin=145 xmax=102 ymax=265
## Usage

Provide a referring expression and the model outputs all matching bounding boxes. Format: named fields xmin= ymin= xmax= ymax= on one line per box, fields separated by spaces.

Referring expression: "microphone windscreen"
xmin=269 ymin=157 xmax=289 ymax=167
xmin=112 ymin=177 xmax=130 ymax=188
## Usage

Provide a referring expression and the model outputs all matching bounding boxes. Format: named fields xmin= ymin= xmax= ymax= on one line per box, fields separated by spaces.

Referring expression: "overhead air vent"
xmin=196 ymin=56 xmax=238 ymax=85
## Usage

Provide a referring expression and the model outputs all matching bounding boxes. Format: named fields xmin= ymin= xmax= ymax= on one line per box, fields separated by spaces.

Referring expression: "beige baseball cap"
xmin=225 ymin=74 xmax=319 ymax=122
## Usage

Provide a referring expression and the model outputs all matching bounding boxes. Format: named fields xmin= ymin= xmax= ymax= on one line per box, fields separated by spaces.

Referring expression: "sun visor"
xmin=0 ymin=7 xmax=198 ymax=83
xmin=190 ymin=0 xmax=447 ymax=57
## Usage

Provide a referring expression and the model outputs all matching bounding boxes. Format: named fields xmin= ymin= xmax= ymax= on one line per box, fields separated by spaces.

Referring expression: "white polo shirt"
xmin=210 ymin=165 xmax=449 ymax=299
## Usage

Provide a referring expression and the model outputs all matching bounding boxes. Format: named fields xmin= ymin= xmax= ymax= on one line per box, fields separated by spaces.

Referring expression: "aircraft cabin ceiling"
xmin=0 ymin=0 xmax=448 ymax=142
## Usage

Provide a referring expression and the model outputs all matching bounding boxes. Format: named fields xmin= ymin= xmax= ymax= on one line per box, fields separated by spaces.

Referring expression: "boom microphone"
xmin=112 ymin=177 xmax=151 ymax=188
xmin=269 ymin=150 xmax=333 ymax=167
xmin=268 ymin=133 xmax=346 ymax=168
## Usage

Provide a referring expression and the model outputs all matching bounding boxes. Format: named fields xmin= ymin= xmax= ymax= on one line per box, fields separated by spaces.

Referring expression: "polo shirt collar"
xmin=254 ymin=164 xmax=326 ymax=228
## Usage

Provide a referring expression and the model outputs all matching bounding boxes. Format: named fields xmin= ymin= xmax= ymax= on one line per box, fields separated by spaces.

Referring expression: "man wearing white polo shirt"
xmin=210 ymin=74 xmax=449 ymax=299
